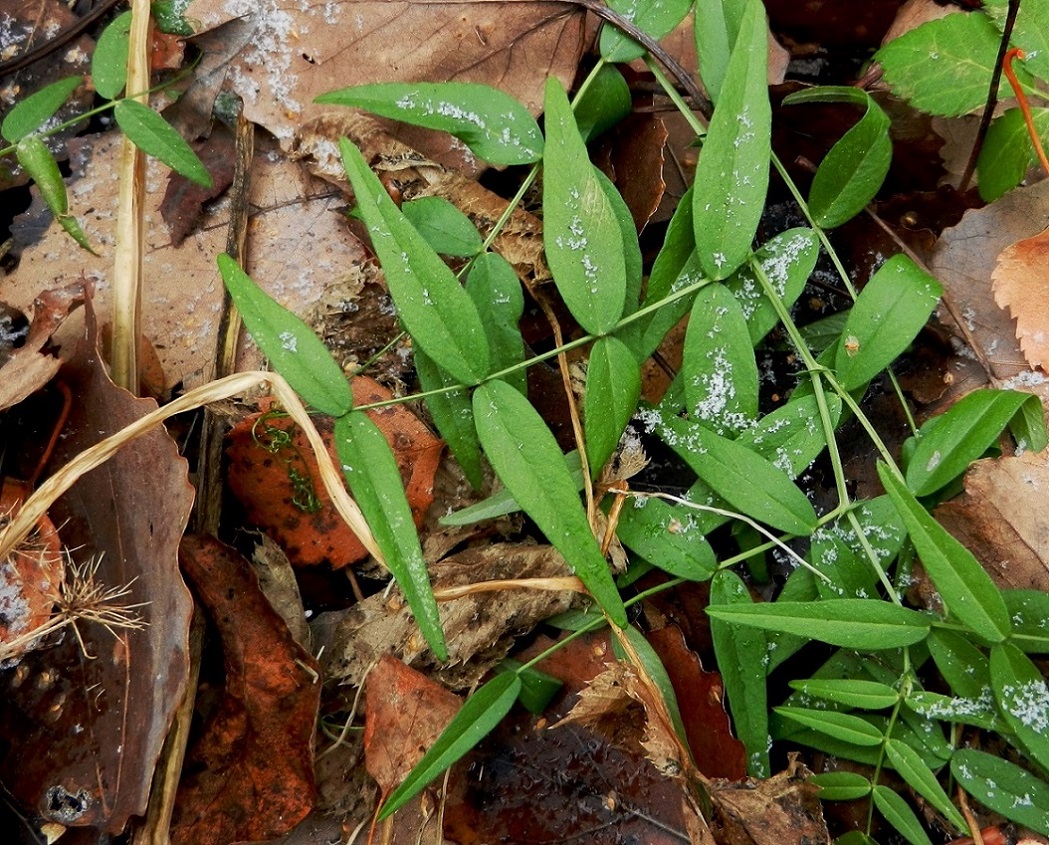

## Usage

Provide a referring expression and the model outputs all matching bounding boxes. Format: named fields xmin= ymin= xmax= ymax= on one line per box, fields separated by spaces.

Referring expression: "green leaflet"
xmin=1004 ymin=590 xmax=1049 ymax=654
xmin=542 ymin=78 xmax=627 ymax=336
xmin=466 ymin=253 xmax=527 ymax=395
xmin=600 ymin=0 xmax=693 ymax=63
xmin=692 ymin=0 xmax=770 ymax=280
xmin=773 ymin=707 xmax=884 ymax=747
xmin=15 ymin=135 xmax=91 ymax=251
xmin=710 ymin=570 xmax=770 ymax=777
xmin=1 ymin=76 xmax=81 ymax=143
xmin=473 ymin=380 xmax=627 ymax=627
xmin=498 ymin=660 xmax=562 ymax=714
xmin=835 ymin=254 xmax=941 ymax=391
xmin=217 ymin=255 xmax=351 ymax=415
xmin=952 ymin=749 xmax=1049 ymax=836
xmin=885 ymin=738 xmax=967 ymax=833
xmin=706 ymin=599 xmax=931 ymax=650
xmin=782 ymin=87 xmax=892 ymax=228
xmin=991 ymin=643 xmax=1049 ymax=772
xmin=928 ymin=629 xmax=992 ymax=700
xmin=873 ymin=784 xmax=933 ymax=845
xmin=978 ymin=108 xmax=1049 ymax=202
xmin=725 ymin=227 xmax=819 ymax=345
xmin=594 ymin=167 xmax=644 ymax=355
xmin=401 ymin=196 xmax=482 ymax=258
xmin=340 ymin=137 xmax=489 ymax=384
xmin=317 ymin=82 xmax=543 ymax=165
xmin=584 ymin=336 xmax=641 ymax=476
xmin=809 ymin=771 xmax=872 ymax=801
xmin=789 ymin=679 xmax=899 ymax=710
xmin=878 ymin=462 xmax=1010 ymax=643
xmin=735 ymin=392 xmax=840 ymax=478
xmin=113 ymin=100 xmax=212 ymax=187
xmin=693 ymin=0 xmax=749 ymax=103
xmin=612 ymin=496 xmax=718 ymax=581
xmin=415 ymin=349 xmax=482 ymax=490
xmin=380 ymin=672 xmax=522 ymax=819
xmin=875 ymin=12 xmax=1035 ymax=118
xmin=682 ymin=282 xmax=758 ymax=435
xmin=906 ymin=389 xmax=1046 ymax=497
xmin=92 ymin=10 xmax=132 ymax=100
xmin=680 ymin=424 xmax=817 ymax=535
xmin=574 ymin=64 xmax=632 ymax=141
xmin=809 ymin=495 xmax=905 ymax=600
xmin=334 ymin=413 xmax=445 ymax=660
xmin=985 ymin=0 xmax=1049 ymax=79
xmin=906 ymin=691 xmax=1000 ymax=731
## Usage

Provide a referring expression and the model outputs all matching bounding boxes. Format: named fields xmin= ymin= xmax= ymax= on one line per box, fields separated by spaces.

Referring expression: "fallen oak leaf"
xmin=993 ymin=224 xmax=1049 ymax=372
xmin=172 ymin=535 xmax=321 ymax=845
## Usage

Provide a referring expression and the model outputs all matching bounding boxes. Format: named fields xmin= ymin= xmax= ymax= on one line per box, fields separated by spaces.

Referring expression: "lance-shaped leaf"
xmin=218 ymin=254 xmax=351 ymax=415
xmin=706 ymin=599 xmax=931 ymax=650
xmin=835 ymin=255 xmax=941 ymax=390
xmin=809 ymin=772 xmax=872 ymax=801
xmin=16 ymin=135 xmax=91 ymax=251
xmin=952 ymin=750 xmax=1049 ymax=836
xmin=401 ymin=196 xmax=482 ymax=258
xmin=885 ymin=738 xmax=967 ymax=833
xmin=584 ymin=336 xmax=640 ymax=477
xmin=694 ymin=0 xmax=749 ymax=102
xmin=1 ymin=76 xmax=82 ymax=142
xmin=600 ymin=0 xmax=694 ymax=63
xmin=379 ymin=672 xmax=521 ymax=818
xmin=473 ymin=380 xmax=627 ymax=627
xmin=466 ymin=253 xmax=526 ymax=395
xmin=789 ymin=679 xmax=899 ymax=710
xmin=92 ymin=10 xmax=131 ymax=99
xmin=692 ymin=0 xmax=770 ymax=280
xmin=991 ymin=643 xmax=1049 ymax=773
xmin=774 ymin=707 xmax=885 ymax=747
xmin=317 ymin=82 xmax=543 ymax=165
xmin=114 ymin=99 xmax=212 ymax=187
xmin=335 ymin=412 xmax=446 ymax=659
xmin=783 ymin=87 xmax=892 ymax=228
xmin=878 ymin=462 xmax=1009 ymax=643
xmin=542 ymin=77 xmax=627 ymax=335
xmin=574 ymin=64 xmax=632 ymax=141
xmin=340 ymin=137 xmax=489 ymax=384
xmin=873 ymin=785 xmax=933 ymax=845
xmin=415 ymin=350 xmax=482 ymax=490
xmin=613 ymin=496 xmax=718 ymax=581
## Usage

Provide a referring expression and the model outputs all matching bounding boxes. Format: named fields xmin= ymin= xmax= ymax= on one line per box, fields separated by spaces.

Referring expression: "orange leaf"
xmin=992 ymin=225 xmax=1049 ymax=371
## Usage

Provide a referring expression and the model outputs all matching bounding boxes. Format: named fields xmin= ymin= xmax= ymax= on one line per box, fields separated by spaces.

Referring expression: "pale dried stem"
xmin=431 ymin=575 xmax=585 ymax=601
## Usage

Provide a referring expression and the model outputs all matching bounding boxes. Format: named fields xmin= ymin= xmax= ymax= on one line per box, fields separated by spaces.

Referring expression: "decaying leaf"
xmin=226 ymin=375 xmax=442 ymax=569
xmin=172 ymin=534 xmax=320 ymax=845
xmin=0 ymin=300 xmax=194 ymax=832
xmin=993 ymin=225 xmax=1049 ymax=372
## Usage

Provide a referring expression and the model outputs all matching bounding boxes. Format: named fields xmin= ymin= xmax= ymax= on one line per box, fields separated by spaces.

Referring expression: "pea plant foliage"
xmin=216 ymin=0 xmax=1049 ymax=838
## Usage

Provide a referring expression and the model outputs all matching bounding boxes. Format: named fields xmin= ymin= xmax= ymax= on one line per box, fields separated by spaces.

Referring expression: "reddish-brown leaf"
xmin=160 ymin=127 xmax=237 ymax=246
xmin=226 ymin=376 xmax=442 ymax=568
xmin=993 ymin=225 xmax=1049 ymax=371
xmin=172 ymin=534 xmax=321 ymax=845
xmin=0 ymin=299 xmax=194 ymax=832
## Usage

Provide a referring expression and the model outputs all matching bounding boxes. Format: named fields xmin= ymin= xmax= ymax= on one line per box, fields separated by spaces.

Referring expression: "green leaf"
xmin=594 ymin=167 xmax=644 ymax=354
xmin=790 ymin=678 xmax=898 ymax=710
xmin=113 ymin=99 xmax=213 ymax=187
xmin=152 ymin=0 xmax=195 ymax=36
xmin=584 ymin=336 xmax=641 ymax=476
xmin=692 ymin=0 xmax=770 ymax=280
xmin=985 ymin=0 xmax=1049 ymax=79
xmin=875 ymin=12 xmax=1034 ymax=117
xmin=498 ymin=659 xmax=562 ymax=714
xmin=928 ymin=629 xmax=992 ymax=700
xmin=906 ymin=389 xmax=1042 ymax=496
xmin=415 ymin=350 xmax=482 ymax=489
xmin=782 ymin=87 xmax=891 ymax=228
xmin=542 ymin=78 xmax=627 ymax=335
xmin=16 ymin=136 xmax=91 ymax=251
xmin=618 ymin=625 xmax=689 ymax=746
xmin=774 ymin=707 xmax=884 ymax=747
xmin=682 ymin=282 xmax=759 ymax=435
xmin=710 ymin=570 xmax=770 ymax=776
xmin=335 ymin=413 xmax=445 ymax=660
xmin=724 ymin=227 xmax=819 ymax=345
xmin=400 ymin=196 xmax=483 ymax=257
xmin=835 ymin=254 xmax=941 ymax=390
xmin=978 ymin=108 xmax=1049 ymax=202
xmin=1 ymin=76 xmax=82 ymax=143
xmin=1004 ymin=590 xmax=1049 ymax=653
xmin=809 ymin=771 xmax=872 ymax=801
xmin=952 ymin=749 xmax=1049 ymax=836
xmin=613 ymin=497 xmax=718 ymax=581
xmin=693 ymin=0 xmax=749 ymax=102
xmin=92 ymin=11 xmax=132 ymax=100
xmin=885 ymin=738 xmax=967 ymax=832
xmin=574 ymin=64 xmax=632 ymax=140
xmin=600 ymin=0 xmax=694 ymax=63
xmin=473 ymin=380 xmax=627 ymax=626
xmin=680 ymin=425 xmax=818 ymax=535
xmin=466 ymin=253 xmax=526 ymax=395
xmin=878 ymin=462 xmax=1010 ymax=643
xmin=873 ymin=784 xmax=933 ymax=845
xmin=706 ymin=599 xmax=931 ymax=649
xmin=991 ymin=643 xmax=1049 ymax=772
xmin=317 ymin=82 xmax=543 ymax=165
xmin=217 ymin=254 xmax=351 ymax=415
xmin=380 ymin=672 xmax=521 ymax=819
xmin=736 ymin=392 xmax=840 ymax=478
xmin=906 ymin=690 xmax=1000 ymax=730
xmin=339 ymin=137 xmax=489 ymax=384
xmin=837 ymin=833 xmax=879 ymax=845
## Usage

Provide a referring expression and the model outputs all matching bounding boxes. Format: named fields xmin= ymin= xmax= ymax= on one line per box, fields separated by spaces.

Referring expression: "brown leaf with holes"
xmin=993 ymin=225 xmax=1049 ymax=372
xmin=226 ymin=375 xmax=442 ymax=568
xmin=364 ymin=654 xmax=460 ymax=798
xmin=0 ymin=298 xmax=194 ymax=832
xmin=172 ymin=534 xmax=320 ymax=845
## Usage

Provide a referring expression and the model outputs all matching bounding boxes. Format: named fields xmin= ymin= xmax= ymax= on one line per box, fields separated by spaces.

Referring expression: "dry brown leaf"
xmin=880 ymin=0 xmax=958 ymax=46
xmin=935 ymin=450 xmax=1049 ymax=592
xmin=993 ymin=225 xmax=1049 ymax=371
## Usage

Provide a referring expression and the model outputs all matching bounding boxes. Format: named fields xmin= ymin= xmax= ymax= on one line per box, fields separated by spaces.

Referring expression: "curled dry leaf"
xmin=173 ymin=535 xmax=321 ymax=845
xmin=993 ymin=225 xmax=1049 ymax=372
xmin=226 ymin=375 xmax=442 ymax=569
